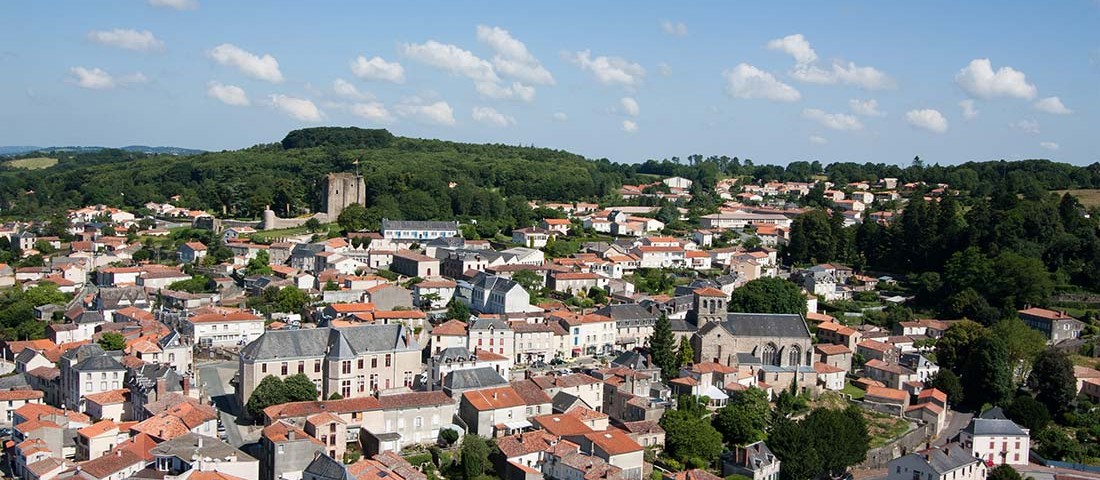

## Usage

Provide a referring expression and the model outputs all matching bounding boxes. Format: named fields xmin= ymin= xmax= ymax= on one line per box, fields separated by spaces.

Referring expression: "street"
xmin=197 ymin=360 xmax=260 ymax=448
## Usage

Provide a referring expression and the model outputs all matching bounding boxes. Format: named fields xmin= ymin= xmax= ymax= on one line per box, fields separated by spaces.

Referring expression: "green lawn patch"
xmin=6 ymin=157 xmax=58 ymax=169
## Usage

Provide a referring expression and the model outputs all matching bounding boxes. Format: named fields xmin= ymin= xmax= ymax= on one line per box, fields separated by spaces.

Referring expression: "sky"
xmin=1 ymin=1 xmax=1098 ymax=166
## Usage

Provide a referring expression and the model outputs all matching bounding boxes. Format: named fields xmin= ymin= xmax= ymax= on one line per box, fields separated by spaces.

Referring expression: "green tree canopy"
xmin=460 ymin=434 xmax=491 ymax=480
xmin=1004 ymin=394 xmax=1051 ymax=433
xmin=1028 ymin=348 xmax=1076 ymax=418
xmin=935 ymin=320 xmax=986 ymax=374
xmin=713 ymin=388 xmax=771 ymax=447
xmin=97 ymin=332 xmax=126 ymax=351
xmin=649 ymin=314 xmax=677 ymax=380
xmin=246 ymin=375 xmax=288 ymax=418
xmin=728 ymin=277 xmax=807 ymax=315
xmin=659 ymin=396 xmax=725 ymax=465
xmin=283 ymin=373 xmax=320 ymax=402
xmin=337 ymin=203 xmax=369 ymax=233
xmin=963 ymin=334 xmax=1014 ymax=408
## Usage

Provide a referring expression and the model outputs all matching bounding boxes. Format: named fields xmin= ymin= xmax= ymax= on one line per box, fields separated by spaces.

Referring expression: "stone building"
xmin=322 ymin=172 xmax=365 ymax=219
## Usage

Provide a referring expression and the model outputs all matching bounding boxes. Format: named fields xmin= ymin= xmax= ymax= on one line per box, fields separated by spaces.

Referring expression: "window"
xmin=315 ymin=361 xmax=321 ymax=373
xmin=358 ymin=359 xmax=364 ymax=369
xmin=281 ymin=362 xmax=288 ymax=375
xmin=342 ymin=361 xmax=352 ymax=374
xmin=261 ymin=363 xmax=267 ymax=373
xmin=298 ymin=361 xmax=305 ymax=374
xmin=385 ymin=354 xmax=391 ymax=367
xmin=371 ymin=357 xmax=378 ymax=368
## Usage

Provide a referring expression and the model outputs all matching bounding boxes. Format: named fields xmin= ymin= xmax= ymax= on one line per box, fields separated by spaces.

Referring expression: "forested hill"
xmin=2 ymin=126 xmax=1100 ymax=232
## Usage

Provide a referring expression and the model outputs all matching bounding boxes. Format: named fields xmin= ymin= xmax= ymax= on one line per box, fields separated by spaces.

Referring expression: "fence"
xmin=1029 ymin=450 xmax=1100 ymax=474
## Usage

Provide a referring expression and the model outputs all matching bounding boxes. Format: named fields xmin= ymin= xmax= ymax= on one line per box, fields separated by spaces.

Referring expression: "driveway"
xmin=197 ymin=360 xmax=261 ymax=448
xmin=934 ymin=409 xmax=973 ymax=446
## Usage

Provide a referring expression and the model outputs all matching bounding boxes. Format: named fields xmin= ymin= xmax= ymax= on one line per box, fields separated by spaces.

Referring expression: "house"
xmin=814 ymin=343 xmax=852 ymax=372
xmin=554 ymin=312 xmax=616 ymax=358
xmin=381 ymin=220 xmax=459 ymax=242
xmin=863 ymin=359 xmax=918 ymax=390
xmin=856 ymin=339 xmax=900 ymax=364
xmin=541 ymin=218 xmax=572 ymax=235
xmin=723 ymin=441 xmax=781 ymax=480
xmin=362 ymin=390 xmax=456 ymax=454
xmin=83 ymin=389 xmax=130 ymax=423
xmin=363 ymin=284 xmax=414 ymax=311
xmin=887 ymin=443 xmax=986 ymax=480
xmin=549 ymin=272 xmax=608 ymax=295
xmin=223 ymin=226 xmax=257 ymax=243
xmin=0 ymin=389 xmax=44 ymax=425
xmin=469 ymin=273 xmax=532 ymax=314
xmin=458 ymin=385 xmax=529 ymax=436
xmin=468 ymin=317 xmax=515 ymax=361
xmin=59 ymin=344 xmax=126 ymax=410
xmin=512 ymin=228 xmax=551 ymax=248
xmin=150 ymin=433 xmax=260 ymax=480
xmin=959 ymin=417 xmax=1030 ymax=466
xmin=76 ymin=419 xmax=122 ymax=460
xmin=390 ymin=250 xmax=440 ymax=278
xmin=259 ymin=421 xmax=324 ymax=480
xmin=184 ymin=310 xmax=265 ymax=347
xmin=412 ymin=279 xmax=456 ymax=310
xmin=1018 ymin=307 xmax=1085 ymax=344
xmin=237 ymin=324 xmax=421 ymax=406
xmin=429 ymin=320 xmax=469 ymax=355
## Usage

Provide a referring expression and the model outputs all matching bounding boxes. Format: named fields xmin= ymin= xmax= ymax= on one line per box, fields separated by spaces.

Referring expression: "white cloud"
xmin=552 ymin=112 xmax=568 ymax=122
xmin=959 ymin=99 xmax=979 ymax=120
xmin=209 ymin=43 xmax=283 ymax=83
xmin=849 ymin=99 xmax=885 ymax=117
xmin=791 ymin=62 xmax=896 ymax=90
xmin=955 ymin=58 xmax=1037 ymax=100
xmin=802 ymin=108 xmax=863 ymax=131
xmin=808 ymin=135 xmax=828 ymax=145
xmin=476 ymin=25 xmax=554 ymax=85
xmin=905 ymin=109 xmax=949 ymax=134
xmin=620 ymin=97 xmax=640 ymax=117
xmin=661 ymin=21 xmax=688 ymax=37
xmin=1040 ymin=141 xmax=1060 ymax=151
xmin=622 ymin=120 xmax=638 ymax=133
xmin=657 ymin=63 xmax=672 ymax=77
xmin=399 ymin=40 xmax=498 ymax=83
xmin=566 ymin=50 xmax=646 ymax=88
xmin=1033 ymin=96 xmax=1073 ymax=115
xmin=475 ymin=81 xmax=536 ymax=103
xmin=147 ymin=0 xmax=196 ymax=10
xmin=69 ymin=67 xmax=147 ymax=89
xmin=1010 ymin=119 xmax=1040 ymax=134
xmin=332 ymin=78 xmax=372 ymax=101
xmin=349 ymin=55 xmax=405 ymax=84
xmin=350 ymin=102 xmax=394 ymax=123
xmin=395 ymin=99 xmax=456 ymax=126
xmin=87 ymin=29 xmax=164 ymax=52
xmin=722 ymin=63 xmax=801 ymax=102
xmin=268 ymin=94 xmax=323 ymax=122
xmin=471 ymin=106 xmax=515 ymax=127
xmin=206 ymin=81 xmax=249 ymax=106
xmin=767 ymin=34 xmax=817 ymax=65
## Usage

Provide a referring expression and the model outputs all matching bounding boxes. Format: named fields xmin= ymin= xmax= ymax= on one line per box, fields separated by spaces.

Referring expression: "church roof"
xmin=715 ymin=312 xmax=810 ymax=339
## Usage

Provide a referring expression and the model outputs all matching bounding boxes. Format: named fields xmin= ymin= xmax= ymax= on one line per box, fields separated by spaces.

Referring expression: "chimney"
xmin=117 ymin=450 xmax=122 ymax=457
xmin=183 ymin=377 xmax=191 ymax=396
xmin=197 ymin=436 xmax=203 ymax=449
xmin=156 ymin=377 xmax=167 ymax=399
xmin=288 ymin=429 xmax=296 ymax=441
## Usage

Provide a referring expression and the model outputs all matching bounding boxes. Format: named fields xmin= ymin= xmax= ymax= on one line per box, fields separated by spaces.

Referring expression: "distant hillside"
xmin=0 ymin=145 xmax=206 ymax=157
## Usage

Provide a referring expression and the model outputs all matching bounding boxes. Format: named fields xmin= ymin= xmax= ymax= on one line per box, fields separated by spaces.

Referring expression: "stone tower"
xmin=323 ymin=172 xmax=366 ymax=219
xmin=692 ymin=288 xmax=727 ymax=327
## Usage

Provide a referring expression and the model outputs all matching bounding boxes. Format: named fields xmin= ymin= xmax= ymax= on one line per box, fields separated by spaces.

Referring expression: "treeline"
xmin=787 ymin=191 xmax=1100 ymax=321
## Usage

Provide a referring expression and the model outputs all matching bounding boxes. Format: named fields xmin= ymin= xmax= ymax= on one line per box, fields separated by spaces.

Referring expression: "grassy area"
xmin=863 ymin=410 xmax=913 ymax=448
xmin=1055 ymin=189 xmax=1100 ymax=208
xmin=1070 ymin=354 xmax=1099 ymax=368
xmin=5 ymin=157 xmax=58 ymax=169
xmin=841 ymin=381 xmax=866 ymax=399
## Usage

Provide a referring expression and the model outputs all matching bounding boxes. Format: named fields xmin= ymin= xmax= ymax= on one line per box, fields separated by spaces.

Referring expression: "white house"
xmin=888 ymin=444 xmax=986 ymax=480
xmin=959 ymin=417 xmax=1030 ymax=466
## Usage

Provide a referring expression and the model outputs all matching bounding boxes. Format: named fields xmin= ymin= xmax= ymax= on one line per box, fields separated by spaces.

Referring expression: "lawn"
xmin=863 ymin=410 xmax=913 ymax=448
xmin=842 ymin=381 xmax=866 ymax=399
xmin=5 ymin=157 xmax=58 ymax=169
xmin=1054 ymin=189 xmax=1100 ymax=208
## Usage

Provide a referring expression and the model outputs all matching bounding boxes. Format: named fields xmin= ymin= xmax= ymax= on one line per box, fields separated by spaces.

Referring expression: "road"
xmin=197 ymin=360 xmax=260 ymax=448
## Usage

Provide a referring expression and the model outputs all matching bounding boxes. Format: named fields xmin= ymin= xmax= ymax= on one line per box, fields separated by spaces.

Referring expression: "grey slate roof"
xmin=128 ymin=364 xmax=183 ymax=393
xmin=73 ymin=311 xmax=106 ymax=324
xmin=979 ymin=406 xmax=1008 ymax=420
xmin=897 ymin=443 xmax=981 ymax=475
xmin=551 ymin=391 xmax=589 ymax=413
xmin=963 ymin=418 xmax=1027 ymax=437
xmin=734 ymin=441 xmax=778 ymax=470
xmin=240 ymin=324 xmax=420 ymax=362
xmin=720 ymin=313 xmax=811 ymax=339
xmin=74 ymin=354 xmax=125 ymax=372
xmin=0 ymin=373 xmax=32 ymax=390
xmin=382 ymin=219 xmax=459 ymax=231
xmin=469 ymin=317 xmax=511 ymax=331
xmin=669 ymin=319 xmax=697 ymax=332
xmin=303 ymin=453 xmax=354 ymax=480
xmin=611 ymin=350 xmax=652 ymax=370
xmin=149 ymin=433 xmax=255 ymax=462
xmin=442 ymin=366 xmax=507 ymax=391
xmin=62 ymin=344 xmax=107 ymax=363
xmin=436 ymin=347 xmax=477 ymax=362
xmin=97 ymin=286 xmax=151 ymax=309
xmin=594 ymin=304 xmax=658 ymax=325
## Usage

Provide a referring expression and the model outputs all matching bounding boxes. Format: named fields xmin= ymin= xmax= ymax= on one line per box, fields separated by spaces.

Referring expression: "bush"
xmin=440 ymin=428 xmax=459 ymax=446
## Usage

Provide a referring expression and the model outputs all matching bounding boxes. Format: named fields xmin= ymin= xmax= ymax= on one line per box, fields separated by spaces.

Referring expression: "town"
xmin=0 ymin=149 xmax=1097 ymax=480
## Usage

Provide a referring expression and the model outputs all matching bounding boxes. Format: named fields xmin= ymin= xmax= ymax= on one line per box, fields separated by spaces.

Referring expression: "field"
xmin=1055 ymin=189 xmax=1100 ymax=207
xmin=5 ymin=157 xmax=58 ymax=169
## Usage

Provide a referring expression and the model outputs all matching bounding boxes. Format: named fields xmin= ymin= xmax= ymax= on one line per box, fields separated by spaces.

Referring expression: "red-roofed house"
xmin=459 ymin=386 xmax=527 ymax=437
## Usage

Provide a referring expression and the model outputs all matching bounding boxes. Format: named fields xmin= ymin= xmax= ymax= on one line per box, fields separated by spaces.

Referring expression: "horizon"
xmin=1 ymin=1 xmax=1098 ymax=165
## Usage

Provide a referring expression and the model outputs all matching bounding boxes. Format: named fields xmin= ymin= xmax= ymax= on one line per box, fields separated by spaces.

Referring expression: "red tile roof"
xmin=463 ymin=386 xmax=526 ymax=411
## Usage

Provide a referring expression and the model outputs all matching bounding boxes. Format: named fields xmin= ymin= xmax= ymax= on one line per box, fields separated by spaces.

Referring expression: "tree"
xmin=659 ymin=397 xmax=725 ymax=465
xmin=1034 ymin=426 xmax=1083 ymax=462
xmin=993 ymin=318 xmax=1048 ymax=383
xmin=460 ymin=434 xmax=490 ymax=480
xmin=445 ymin=299 xmax=471 ymax=321
xmin=283 ymin=373 xmax=320 ymax=401
xmin=1004 ymin=394 xmax=1051 ymax=432
xmin=727 ymin=277 xmax=807 ymax=315
xmin=246 ymin=250 xmax=272 ymax=276
xmin=512 ymin=270 xmax=542 ymax=292
xmin=304 ymin=218 xmax=322 ymax=232
xmin=246 ymin=375 xmax=288 ymax=418
xmin=323 ymin=279 xmax=339 ymax=291
xmin=1028 ymin=348 xmax=1076 ymax=418
xmin=935 ymin=320 xmax=985 ymax=374
xmin=963 ymin=335 xmax=1013 ymax=408
xmin=713 ymin=388 xmax=770 ymax=447
xmin=440 ymin=428 xmax=459 ymax=446
xmin=988 ymin=465 xmax=1022 ymax=480
xmin=676 ymin=336 xmax=694 ymax=369
xmin=926 ymin=370 xmax=964 ymax=406
xmin=804 ymin=407 xmax=869 ymax=476
xmin=97 ymin=332 xmax=126 ymax=351
xmin=768 ymin=417 xmax=823 ymax=480
xmin=337 ymin=203 xmax=369 ymax=232
xmin=275 ymin=286 xmax=309 ymax=313
xmin=649 ymin=315 xmax=677 ymax=380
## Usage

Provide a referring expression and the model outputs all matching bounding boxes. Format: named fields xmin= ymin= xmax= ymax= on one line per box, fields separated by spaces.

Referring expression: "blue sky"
xmin=1 ymin=1 xmax=1097 ymax=165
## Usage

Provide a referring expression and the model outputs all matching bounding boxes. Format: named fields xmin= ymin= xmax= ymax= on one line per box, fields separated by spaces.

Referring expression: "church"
xmin=686 ymin=288 xmax=818 ymax=393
